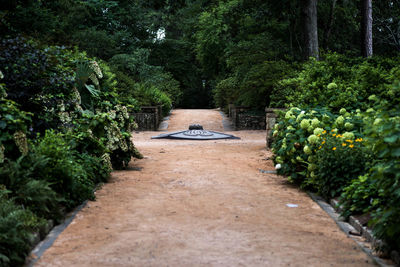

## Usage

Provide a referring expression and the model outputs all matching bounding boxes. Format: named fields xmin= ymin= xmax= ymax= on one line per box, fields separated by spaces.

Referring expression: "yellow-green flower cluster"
xmin=304 ymin=145 xmax=312 ymax=155
xmin=327 ymin=82 xmax=338 ymax=90
xmin=285 ymin=110 xmax=296 ymax=120
xmin=88 ymin=61 xmax=103 ymax=87
xmin=307 ymin=134 xmax=320 ymax=144
xmin=313 ymin=127 xmax=324 ymax=136
xmin=13 ymin=131 xmax=28 ymax=155
xmin=106 ymin=122 xmax=127 ymax=152
xmin=311 ymin=118 xmax=320 ymax=128
xmin=300 ymin=119 xmax=310 ymax=130
xmin=335 ymin=115 xmax=345 ymax=126
xmin=342 ymin=132 xmax=354 ymax=140
xmin=344 ymin=122 xmax=353 ymax=130
xmin=101 ymin=153 xmax=113 ymax=172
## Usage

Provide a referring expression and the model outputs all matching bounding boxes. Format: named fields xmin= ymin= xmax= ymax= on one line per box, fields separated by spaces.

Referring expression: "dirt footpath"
xmin=35 ymin=109 xmax=374 ymax=266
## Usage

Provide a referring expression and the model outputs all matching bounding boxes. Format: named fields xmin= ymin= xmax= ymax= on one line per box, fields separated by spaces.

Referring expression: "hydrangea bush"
xmin=271 ymin=107 xmax=363 ymax=189
xmin=272 ymin=85 xmax=400 ymax=252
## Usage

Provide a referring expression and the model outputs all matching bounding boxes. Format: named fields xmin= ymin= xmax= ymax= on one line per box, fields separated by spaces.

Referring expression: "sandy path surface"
xmin=35 ymin=109 xmax=374 ymax=266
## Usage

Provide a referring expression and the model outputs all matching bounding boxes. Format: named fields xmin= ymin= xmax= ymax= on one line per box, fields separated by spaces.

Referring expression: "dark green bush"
xmin=271 ymin=53 xmax=400 ymax=111
xmin=72 ymin=28 xmax=118 ymax=59
xmin=215 ymin=60 xmax=294 ymax=111
xmin=214 ymin=77 xmax=238 ymax=111
xmin=340 ymin=174 xmax=379 ymax=219
xmin=314 ymin=134 xmax=368 ymax=198
xmin=237 ymin=60 xmax=294 ymax=110
xmin=71 ymin=106 xmax=141 ymax=170
xmin=361 ymin=95 xmax=400 ymax=252
xmin=0 ymin=37 xmax=79 ymax=133
xmin=0 ymin=155 xmax=62 ymax=220
xmin=109 ymin=51 xmax=180 ymax=108
xmin=134 ymin=83 xmax=172 ymax=116
xmin=31 ymin=130 xmax=96 ymax=208
xmin=113 ymin=71 xmax=141 ymax=110
xmin=0 ymin=99 xmax=31 ymax=161
xmin=0 ymin=187 xmax=45 ymax=267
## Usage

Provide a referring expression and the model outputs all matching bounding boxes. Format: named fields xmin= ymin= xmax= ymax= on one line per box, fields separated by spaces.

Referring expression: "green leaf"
xmin=391 ymin=148 xmax=400 ymax=157
xmin=384 ymin=135 xmax=399 ymax=143
xmin=84 ymin=84 xmax=100 ymax=98
xmin=4 ymin=114 xmax=13 ymax=120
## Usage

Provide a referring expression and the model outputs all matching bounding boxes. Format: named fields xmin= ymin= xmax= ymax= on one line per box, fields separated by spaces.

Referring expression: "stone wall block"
xmin=265 ymin=107 xmax=285 ymax=148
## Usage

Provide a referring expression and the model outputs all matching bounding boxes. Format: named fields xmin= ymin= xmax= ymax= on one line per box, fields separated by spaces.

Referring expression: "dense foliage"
xmin=0 ymin=37 xmax=142 ymax=265
xmin=270 ymin=54 xmax=400 ymax=110
xmin=271 ymin=84 xmax=400 ymax=252
xmin=1 ymin=0 xmax=400 ymax=263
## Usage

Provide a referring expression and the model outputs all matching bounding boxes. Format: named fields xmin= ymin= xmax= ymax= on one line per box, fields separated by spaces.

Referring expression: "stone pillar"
xmin=265 ymin=108 xmax=285 ymax=148
xmin=228 ymin=104 xmax=234 ymax=118
xmin=154 ymin=106 xmax=159 ymax=130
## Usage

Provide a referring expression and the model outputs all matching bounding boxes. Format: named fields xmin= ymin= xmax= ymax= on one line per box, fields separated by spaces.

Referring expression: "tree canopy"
xmin=2 ymin=0 xmax=399 ymax=108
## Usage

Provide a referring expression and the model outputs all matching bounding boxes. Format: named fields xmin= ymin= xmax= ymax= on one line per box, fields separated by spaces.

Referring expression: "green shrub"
xmin=340 ymin=174 xmax=379 ymax=219
xmin=237 ymin=60 xmax=294 ymax=110
xmin=214 ymin=77 xmax=238 ymax=111
xmin=73 ymin=28 xmax=117 ymax=59
xmin=314 ymin=134 xmax=368 ymax=198
xmin=0 ymin=187 xmax=45 ymax=267
xmin=134 ymin=83 xmax=172 ymax=116
xmin=0 ymin=99 xmax=31 ymax=161
xmin=272 ymin=107 xmax=336 ymax=186
xmin=0 ymin=155 xmax=62 ymax=220
xmin=1 ymin=37 xmax=142 ymax=172
xmin=31 ymin=130 xmax=96 ymax=208
xmin=113 ymin=71 xmax=141 ymax=109
xmin=271 ymin=53 xmax=400 ymax=111
xmin=361 ymin=97 xmax=400 ymax=252
xmin=109 ymin=51 xmax=181 ymax=107
xmin=0 ymin=37 xmax=84 ymax=133
xmin=149 ymin=71 xmax=182 ymax=107
xmin=272 ymin=106 xmax=365 ymax=190
xmin=71 ymin=106 xmax=142 ymax=170
xmin=215 ymin=60 xmax=294 ymax=111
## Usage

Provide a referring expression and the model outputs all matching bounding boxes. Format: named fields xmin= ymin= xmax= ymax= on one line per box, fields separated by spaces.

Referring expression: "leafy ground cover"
xmin=271 ymin=79 xmax=400 ymax=253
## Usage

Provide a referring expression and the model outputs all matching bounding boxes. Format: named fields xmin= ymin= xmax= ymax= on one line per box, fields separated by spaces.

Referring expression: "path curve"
xmin=35 ymin=109 xmax=374 ymax=266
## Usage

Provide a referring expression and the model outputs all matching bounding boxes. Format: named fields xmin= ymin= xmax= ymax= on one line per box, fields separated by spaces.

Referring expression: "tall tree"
xmin=322 ymin=0 xmax=337 ymax=50
xmin=301 ymin=0 xmax=319 ymax=60
xmin=361 ymin=0 xmax=373 ymax=57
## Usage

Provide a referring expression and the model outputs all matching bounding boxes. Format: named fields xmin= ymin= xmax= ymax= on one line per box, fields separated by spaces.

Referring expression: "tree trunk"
xmin=361 ymin=0 xmax=373 ymax=57
xmin=302 ymin=0 xmax=319 ymax=60
xmin=322 ymin=0 xmax=337 ymax=50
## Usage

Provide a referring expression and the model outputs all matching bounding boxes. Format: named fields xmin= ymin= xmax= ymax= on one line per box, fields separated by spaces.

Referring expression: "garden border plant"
xmin=0 ymin=36 xmax=144 ymax=266
xmin=271 ymin=80 xmax=400 ymax=256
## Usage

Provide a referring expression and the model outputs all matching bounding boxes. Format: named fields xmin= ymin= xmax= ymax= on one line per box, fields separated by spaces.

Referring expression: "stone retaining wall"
xmin=132 ymin=105 xmax=163 ymax=131
xmin=228 ymin=105 xmax=266 ymax=130
xmin=236 ymin=113 xmax=266 ymax=130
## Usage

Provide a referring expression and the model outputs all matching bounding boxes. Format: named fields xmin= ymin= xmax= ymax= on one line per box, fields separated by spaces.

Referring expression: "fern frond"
xmin=84 ymin=84 xmax=100 ymax=98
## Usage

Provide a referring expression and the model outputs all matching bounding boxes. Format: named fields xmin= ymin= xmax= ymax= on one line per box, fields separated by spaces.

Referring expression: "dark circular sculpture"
xmin=189 ymin=124 xmax=203 ymax=130
xmin=151 ymin=124 xmax=240 ymax=140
